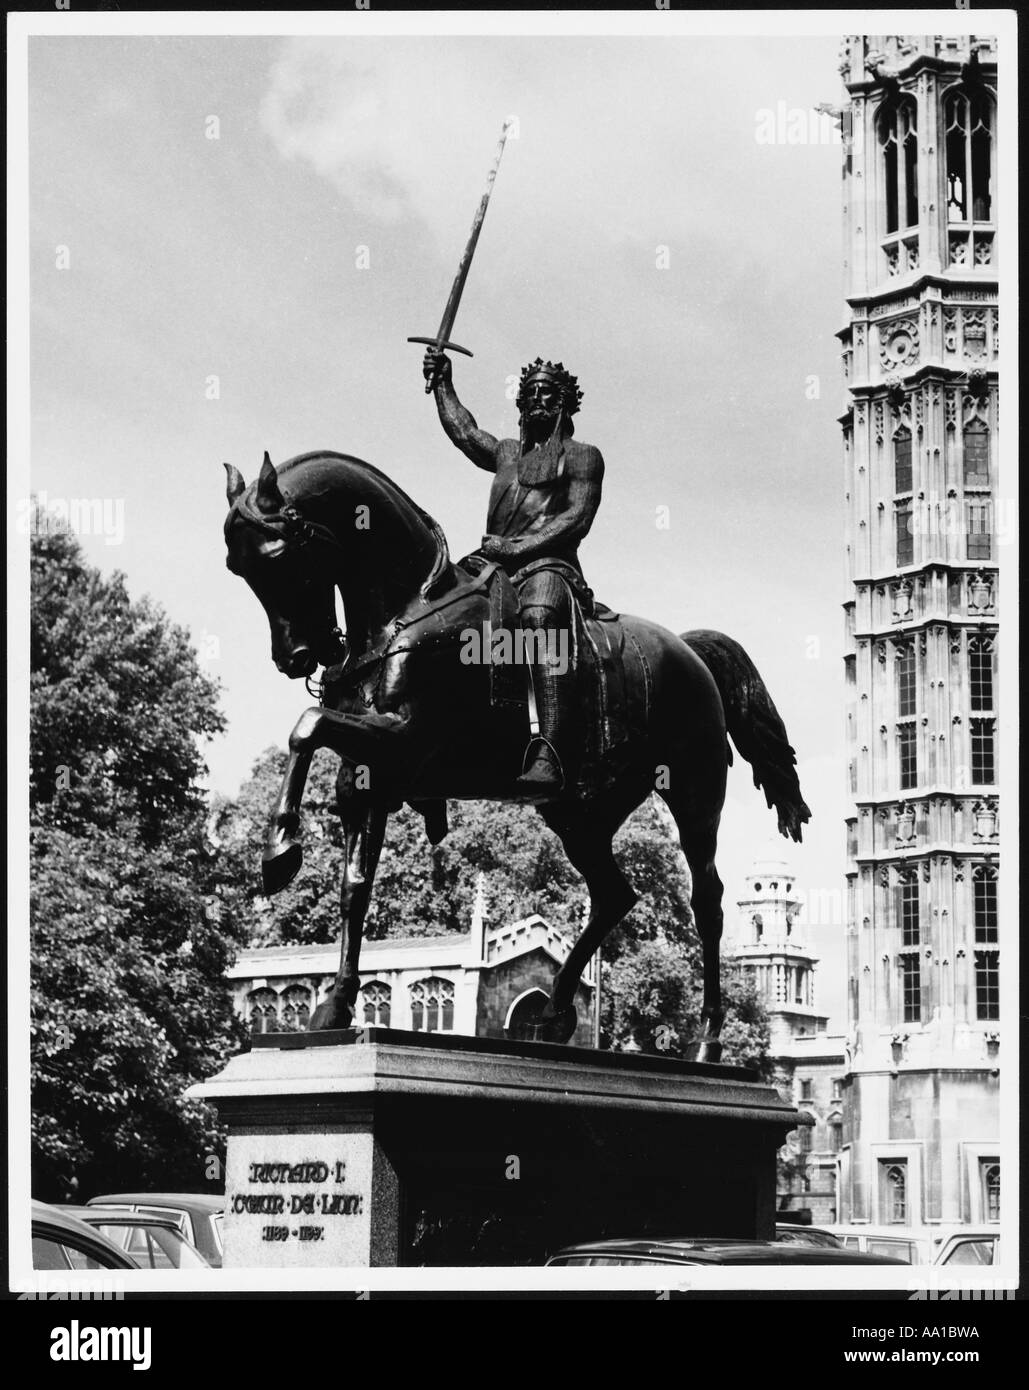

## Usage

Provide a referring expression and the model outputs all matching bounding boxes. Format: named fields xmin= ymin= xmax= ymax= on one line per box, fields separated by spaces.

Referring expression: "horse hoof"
xmin=262 ymin=840 xmax=303 ymax=895
xmin=522 ymin=1004 xmax=578 ymax=1045
xmin=684 ymin=1039 xmax=723 ymax=1064
xmin=309 ymin=997 xmax=352 ymax=1032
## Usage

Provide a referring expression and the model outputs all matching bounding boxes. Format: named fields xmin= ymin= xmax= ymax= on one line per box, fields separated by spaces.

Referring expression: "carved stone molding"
xmin=880 ymin=319 xmax=920 ymax=371
xmin=968 ymin=570 xmax=995 ymax=614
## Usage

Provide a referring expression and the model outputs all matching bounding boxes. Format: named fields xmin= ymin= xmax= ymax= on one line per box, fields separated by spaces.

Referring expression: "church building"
xmin=227 ymin=881 xmax=599 ymax=1049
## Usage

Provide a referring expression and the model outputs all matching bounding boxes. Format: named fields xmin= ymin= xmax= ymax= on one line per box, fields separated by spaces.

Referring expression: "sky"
xmin=27 ymin=31 xmax=852 ymax=1025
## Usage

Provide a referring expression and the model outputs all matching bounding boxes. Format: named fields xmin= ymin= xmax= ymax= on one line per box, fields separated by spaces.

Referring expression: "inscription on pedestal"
xmin=223 ymin=1133 xmax=374 ymax=1267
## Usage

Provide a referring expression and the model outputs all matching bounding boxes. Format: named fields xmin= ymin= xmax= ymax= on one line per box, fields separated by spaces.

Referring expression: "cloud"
xmin=261 ymin=39 xmax=518 ymax=242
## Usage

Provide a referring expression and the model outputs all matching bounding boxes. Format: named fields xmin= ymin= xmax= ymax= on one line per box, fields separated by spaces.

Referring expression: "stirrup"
xmin=516 ymin=736 xmax=565 ymax=790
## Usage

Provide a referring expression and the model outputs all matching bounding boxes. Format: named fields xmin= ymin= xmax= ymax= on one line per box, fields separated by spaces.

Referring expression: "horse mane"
xmin=230 ymin=450 xmax=453 ymax=599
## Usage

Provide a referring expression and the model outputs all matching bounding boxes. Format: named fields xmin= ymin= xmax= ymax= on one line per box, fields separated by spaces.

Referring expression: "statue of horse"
xmin=223 ymin=450 xmax=810 ymax=1058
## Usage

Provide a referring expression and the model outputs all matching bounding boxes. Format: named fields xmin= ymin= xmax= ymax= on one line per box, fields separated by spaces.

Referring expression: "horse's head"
xmin=224 ymin=453 xmax=346 ymax=680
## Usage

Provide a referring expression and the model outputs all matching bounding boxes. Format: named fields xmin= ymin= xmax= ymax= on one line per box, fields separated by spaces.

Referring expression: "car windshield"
xmin=941 ymin=1239 xmax=995 ymax=1266
xmin=777 ymin=1230 xmax=840 ymax=1247
xmin=548 ymin=1254 xmax=686 ymax=1266
xmin=96 ymin=1223 xmax=207 ymax=1269
xmin=33 ymin=1234 xmax=119 ymax=1270
xmin=868 ymin=1240 xmax=914 ymax=1262
xmin=135 ymin=1205 xmax=189 ymax=1234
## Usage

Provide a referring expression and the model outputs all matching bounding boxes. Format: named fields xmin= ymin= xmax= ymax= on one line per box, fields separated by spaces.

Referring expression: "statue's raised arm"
xmin=423 ymin=348 xmax=499 ymax=472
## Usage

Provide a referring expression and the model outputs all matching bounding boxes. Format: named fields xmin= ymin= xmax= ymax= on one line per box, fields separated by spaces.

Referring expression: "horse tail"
xmin=682 ymin=628 xmax=812 ymax=844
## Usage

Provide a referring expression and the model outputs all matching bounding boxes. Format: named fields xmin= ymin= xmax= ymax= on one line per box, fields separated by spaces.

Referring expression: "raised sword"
xmin=409 ymin=118 xmax=514 ymax=391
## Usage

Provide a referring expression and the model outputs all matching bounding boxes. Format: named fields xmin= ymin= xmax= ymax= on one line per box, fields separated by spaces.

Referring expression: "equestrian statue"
xmin=221 ymin=125 xmax=810 ymax=1057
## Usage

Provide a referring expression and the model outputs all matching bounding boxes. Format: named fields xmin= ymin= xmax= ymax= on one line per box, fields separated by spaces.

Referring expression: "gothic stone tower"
xmin=837 ymin=34 xmax=1000 ymax=1229
xmin=731 ymin=860 xmax=845 ymax=1225
xmin=734 ymin=859 xmax=823 ymax=1053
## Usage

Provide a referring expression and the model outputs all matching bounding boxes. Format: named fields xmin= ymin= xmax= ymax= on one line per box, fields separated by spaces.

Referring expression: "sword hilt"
xmin=409 ymin=336 xmax=474 ymax=393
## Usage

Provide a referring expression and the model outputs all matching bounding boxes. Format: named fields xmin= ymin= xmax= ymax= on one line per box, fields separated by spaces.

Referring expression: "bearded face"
xmin=520 ymin=373 xmax=565 ymax=443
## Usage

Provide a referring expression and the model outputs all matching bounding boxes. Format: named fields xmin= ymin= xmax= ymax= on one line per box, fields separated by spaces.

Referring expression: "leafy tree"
xmin=29 ymin=520 xmax=247 ymax=1200
xmin=214 ymin=752 xmax=697 ymax=952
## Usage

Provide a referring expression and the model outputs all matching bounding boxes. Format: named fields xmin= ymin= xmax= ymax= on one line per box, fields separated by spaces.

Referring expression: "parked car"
xmin=86 ymin=1193 xmax=224 ymax=1267
xmin=934 ymin=1232 xmax=1001 ymax=1267
xmin=545 ymin=1236 xmax=907 ymax=1266
xmin=775 ymin=1223 xmax=843 ymax=1248
xmin=32 ymin=1200 xmax=136 ymax=1271
xmin=831 ymin=1224 xmax=1000 ymax=1266
xmin=832 ymin=1224 xmax=936 ymax=1263
xmin=66 ymin=1206 xmax=210 ymax=1269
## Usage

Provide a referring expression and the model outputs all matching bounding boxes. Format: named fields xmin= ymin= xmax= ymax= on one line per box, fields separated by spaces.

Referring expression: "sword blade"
xmin=433 ymin=119 xmax=513 ymax=346
xmin=409 ymin=118 xmax=514 ymax=385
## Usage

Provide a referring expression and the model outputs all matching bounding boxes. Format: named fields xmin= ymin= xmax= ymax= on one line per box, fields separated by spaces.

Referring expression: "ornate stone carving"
xmin=966 ymin=367 xmax=990 ymax=403
xmin=968 ymin=570 xmax=995 ymax=614
xmin=963 ymin=311 xmax=988 ymax=360
xmin=972 ymin=799 xmax=998 ymax=842
xmin=879 ymin=318 xmax=920 ymax=371
xmin=895 ymin=802 xmax=916 ymax=845
xmin=943 ymin=307 xmax=958 ymax=353
xmin=892 ymin=578 xmax=914 ymax=621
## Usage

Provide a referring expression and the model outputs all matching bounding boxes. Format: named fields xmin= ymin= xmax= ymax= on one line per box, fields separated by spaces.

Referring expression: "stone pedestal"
xmin=188 ymin=1029 xmax=799 ymax=1267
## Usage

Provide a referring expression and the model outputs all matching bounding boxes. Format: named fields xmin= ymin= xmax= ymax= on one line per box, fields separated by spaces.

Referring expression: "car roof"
xmin=832 ymin=1225 xmax=937 ymax=1240
xmin=31 ymin=1201 xmax=137 ymax=1267
xmin=775 ymin=1223 xmax=838 ymax=1236
xmin=85 ymin=1193 xmax=224 ymax=1214
xmin=548 ymin=1237 xmax=907 ymax=1265
xmin=64 ymin=1205 xmax=186 ymax=1232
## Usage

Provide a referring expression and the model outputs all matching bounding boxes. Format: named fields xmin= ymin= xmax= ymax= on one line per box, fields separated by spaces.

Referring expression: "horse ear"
xmin=224 ymin=462 xmax=246 ymax=505
xmin=256 ymin=451 xmax=284 ymax=513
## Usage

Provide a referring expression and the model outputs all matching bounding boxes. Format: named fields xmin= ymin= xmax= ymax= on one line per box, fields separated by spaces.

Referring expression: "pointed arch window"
xmin=894 ymin=427 xmax=913 ymax=494
xmin=900 ymin=953 xmax=921 ymax=1023
xmin=973 ymin=865 xmax=998 ymax=943
xmin=881 ymin=1161 xmax=908 ymax=1224
xmin=945 ymin=88 xmax=994 ymax=222
xmin=895 ymin=642 xmax=916 ymax=718
xmin=896 ymin=506 xmax=914 ymax=567
xmin=410 ymin=976 xmax=455 ymax=1033
xmin=247 ymin=988 xmax=280 ymax=1036
xmin=896 ymin=871 xmax=920 ymax=947
xmin=361 ymin=980 xmax=392 ymax=1028
xmin=974 ymin=950 xmax=999 ymax=1020
xmin=880 ymin=99 xmax=919 ymax=235
xmin=280 ymin=985 xmax=311 ymax=1032
xmin=963 ymin=417 xmax=990 ymax=488
xmin=968 ymin=638 xmax=994 ymax=711
xmin=980 ymin=1162 xmax=1000 ymax=1222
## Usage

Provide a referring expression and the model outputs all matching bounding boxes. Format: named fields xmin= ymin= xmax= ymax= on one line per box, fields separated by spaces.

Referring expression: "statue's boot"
xmin=513 ymin=660 xmax=570 ymax=797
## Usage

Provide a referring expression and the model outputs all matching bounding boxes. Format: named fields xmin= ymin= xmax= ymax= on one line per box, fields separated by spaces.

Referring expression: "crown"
xmin=516 ymin=358 xmax=583 ymax=417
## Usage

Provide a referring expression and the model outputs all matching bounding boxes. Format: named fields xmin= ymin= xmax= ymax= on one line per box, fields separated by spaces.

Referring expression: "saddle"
xmin=466 ymin=555 xmax=650 ymax=795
